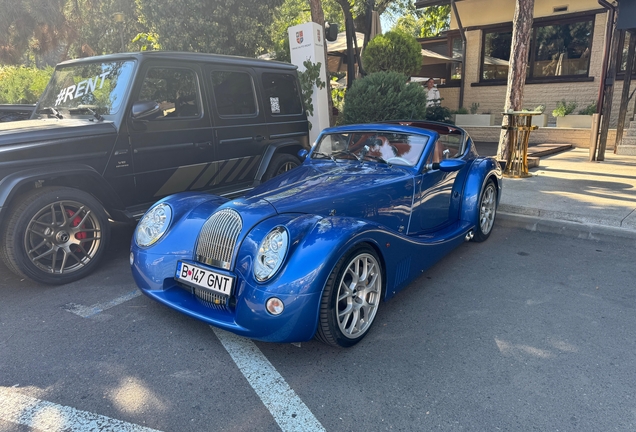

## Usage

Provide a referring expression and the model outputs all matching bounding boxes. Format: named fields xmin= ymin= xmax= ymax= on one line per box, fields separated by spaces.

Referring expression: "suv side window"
xmin=211 ymin=71 xmax=257 ymax=116
xmin=261 ymin=73 xmax=303 ymax=115
xmin=139 ymin=67 xmax=201 ymax=119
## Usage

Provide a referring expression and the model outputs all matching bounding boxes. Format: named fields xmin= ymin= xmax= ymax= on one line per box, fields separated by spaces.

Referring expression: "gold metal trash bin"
xmin=500 ymin=111 xmax=540 ymax=178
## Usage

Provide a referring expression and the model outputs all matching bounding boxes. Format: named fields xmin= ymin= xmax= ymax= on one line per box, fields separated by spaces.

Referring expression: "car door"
xmin=127 ymin=62 xmax=214 ymax=208
xmin=203 ymin=66 xmax=267 ymax=195
xmin=409 ymin=134 xmax=470 ymax=234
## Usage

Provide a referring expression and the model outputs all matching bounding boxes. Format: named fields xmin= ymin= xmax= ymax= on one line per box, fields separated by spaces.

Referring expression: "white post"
xmin=288 ymin=22 xmax=330 ymax=145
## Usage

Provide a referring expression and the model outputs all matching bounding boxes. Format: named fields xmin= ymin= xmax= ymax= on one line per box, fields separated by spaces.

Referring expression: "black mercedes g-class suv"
xmin=0 ymin=51 xmax=309 ymax=285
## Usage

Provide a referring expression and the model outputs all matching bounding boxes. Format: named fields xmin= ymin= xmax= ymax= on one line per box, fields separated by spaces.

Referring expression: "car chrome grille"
xmin=195 ymin=209 xmax=242 ymax=270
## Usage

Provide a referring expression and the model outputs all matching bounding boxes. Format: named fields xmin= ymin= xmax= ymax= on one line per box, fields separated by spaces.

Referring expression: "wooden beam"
xmin=615 ymin=30 xmax=636 ymax=153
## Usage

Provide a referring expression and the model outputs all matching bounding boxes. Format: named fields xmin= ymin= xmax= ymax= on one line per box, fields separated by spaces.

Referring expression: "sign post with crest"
xmin=288 ymin=22 xmax=330 ymax=144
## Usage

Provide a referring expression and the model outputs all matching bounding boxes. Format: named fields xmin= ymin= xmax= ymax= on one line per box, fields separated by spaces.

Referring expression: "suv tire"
xmin=1 ymin=187 xmax=110 ymax=285
xmin=263 ymin=154 xmax=301 ymax=181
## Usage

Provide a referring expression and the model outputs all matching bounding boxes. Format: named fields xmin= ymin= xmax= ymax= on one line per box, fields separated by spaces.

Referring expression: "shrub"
xmin=425 ymin=104 xmax=454 ymax=124
xmin=0 ymin=66 xmax=53 ymax=104
xmin=552 ymin=100 xmax=577 ymax=117
xmin=453 ymin=107 xmax=469 ymax=115
xmin=361 ymin=31 xmax=422 ymax=77
xmin=578 ymin=102 xmax=597 ymax=115
xmin=341 ymin=72 xmax=427 ymax=124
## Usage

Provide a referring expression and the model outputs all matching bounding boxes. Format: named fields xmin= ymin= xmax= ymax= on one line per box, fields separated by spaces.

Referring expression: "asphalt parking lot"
xmin=1 ymin=224 xmax=636 ymax=431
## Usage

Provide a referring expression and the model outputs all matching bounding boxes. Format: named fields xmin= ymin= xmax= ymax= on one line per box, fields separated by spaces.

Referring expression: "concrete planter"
xmin=531 ymin=114 xmax=548 ymax=127
xmin=455 ymin=114 xmax=496 ymax=127
xmin=556 ymin=115 xmax=592 ymax=129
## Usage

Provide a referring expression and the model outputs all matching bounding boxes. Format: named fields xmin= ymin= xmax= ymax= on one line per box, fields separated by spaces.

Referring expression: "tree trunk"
xmin=497 ymin=0 xmax=535 ymax=162
xmin=309 ymin=0 xmax=334 ymax=127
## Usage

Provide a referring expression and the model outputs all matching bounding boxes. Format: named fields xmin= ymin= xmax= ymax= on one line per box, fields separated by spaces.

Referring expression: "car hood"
xmin=236 ymin=162 xmax=415 ymax=232
xmin=0 ymin=118 xmax=117 ymax=146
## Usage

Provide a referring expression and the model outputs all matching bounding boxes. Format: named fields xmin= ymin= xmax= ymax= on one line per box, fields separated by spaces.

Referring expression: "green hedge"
xmin=341 ymin=71 xmax=427 ymax=124
xmin=0 ymin=66 xmax=53 ymax=104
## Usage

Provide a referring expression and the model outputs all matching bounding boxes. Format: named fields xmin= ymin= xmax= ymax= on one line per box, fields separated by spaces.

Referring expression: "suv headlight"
xmin=254 ymin=227 xmax=289 ymax=282
xmin=135 ymin=203 xmax=172 ymax=247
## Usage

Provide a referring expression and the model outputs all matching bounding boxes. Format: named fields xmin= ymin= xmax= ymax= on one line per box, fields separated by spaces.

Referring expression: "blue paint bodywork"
xmin=131 ymin=122 xmax=502 ymax=343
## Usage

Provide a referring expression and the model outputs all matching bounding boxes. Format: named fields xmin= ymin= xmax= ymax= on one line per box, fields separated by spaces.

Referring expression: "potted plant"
xmin=553 ymin=100 xmax=593 ymax=128
xmin=454 ymin=102 xmax=496 ymax=126
xmin=529 ymin=105 xmax=548 ymax=127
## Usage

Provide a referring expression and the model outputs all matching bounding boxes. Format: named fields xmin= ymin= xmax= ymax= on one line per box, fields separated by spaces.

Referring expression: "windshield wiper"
xmin=36 ymin=106 xmax=63 ymax=119
xmin=312 ymin=151 xmax=337 ymax=162
xmin=72 ymin=106 xmax=104 ymax=121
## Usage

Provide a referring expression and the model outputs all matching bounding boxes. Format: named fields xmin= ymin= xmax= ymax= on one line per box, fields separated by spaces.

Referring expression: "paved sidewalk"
xmin=495 ymin=147 xmax=636 ymax=245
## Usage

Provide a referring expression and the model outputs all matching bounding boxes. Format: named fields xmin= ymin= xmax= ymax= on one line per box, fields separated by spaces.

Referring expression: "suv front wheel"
xmin=263 ymin=153 xmax=301 ymax=181
xmin=1 ymin=186 xmax=110 ymax=285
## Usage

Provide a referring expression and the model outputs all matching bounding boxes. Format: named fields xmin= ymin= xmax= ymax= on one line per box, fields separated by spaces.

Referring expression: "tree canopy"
xmin=394 ymin=5 xmax=450 ymax=38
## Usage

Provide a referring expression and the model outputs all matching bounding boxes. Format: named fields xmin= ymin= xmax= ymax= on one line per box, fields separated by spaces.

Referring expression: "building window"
xmin=417 ymin=33 xmax=462 ymax=86
xmin=480 ymin=16 xmax=594 ymax=82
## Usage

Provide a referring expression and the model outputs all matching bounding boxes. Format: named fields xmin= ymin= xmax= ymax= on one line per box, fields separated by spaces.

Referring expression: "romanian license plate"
xmin=175 ymin=261 xmax=234 ymax=296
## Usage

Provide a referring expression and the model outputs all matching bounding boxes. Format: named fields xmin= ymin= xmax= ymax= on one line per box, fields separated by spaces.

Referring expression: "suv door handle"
xmin=195 ymin=141 xmax=212 ymax=148
xmin=255 ymin=135 xmax=265 ymax=142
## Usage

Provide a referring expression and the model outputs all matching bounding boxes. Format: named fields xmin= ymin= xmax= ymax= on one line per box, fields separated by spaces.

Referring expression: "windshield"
xmin=36 ymin=60 xmax=136 ymax=117
xmin=313 ymin=132 xmax=429 ymax=167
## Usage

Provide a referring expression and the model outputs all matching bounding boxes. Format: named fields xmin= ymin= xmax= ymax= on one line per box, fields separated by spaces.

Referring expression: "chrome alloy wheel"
xmin=276 ymin=161 xmax=297 ymax=175
xmin=24 ymin=200 xmax=102 ymax=274
xmin=335 ymin=253 xmax=382 ymax=339
xmin=479 ymin=182 xmax=497 ymax=236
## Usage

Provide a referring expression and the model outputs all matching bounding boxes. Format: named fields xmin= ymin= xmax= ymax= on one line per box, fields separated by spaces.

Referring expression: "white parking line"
xmin=212 ymin=327 xmax=326 ymax=432
xmin=64 ymin=290 xmax=141 ymax=318
xmin=0 ymin=386 xmax=162 ymax=432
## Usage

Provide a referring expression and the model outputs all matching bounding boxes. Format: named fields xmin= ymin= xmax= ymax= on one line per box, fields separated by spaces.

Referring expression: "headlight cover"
xmin=254 ymin=226 xmax=289 ymax=282
xmin=135 ymin=203 xmax=172 ymax=247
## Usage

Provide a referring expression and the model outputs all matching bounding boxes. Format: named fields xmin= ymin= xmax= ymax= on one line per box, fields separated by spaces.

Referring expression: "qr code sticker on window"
xmin=270 ymin=97 xmax=280 ymax=114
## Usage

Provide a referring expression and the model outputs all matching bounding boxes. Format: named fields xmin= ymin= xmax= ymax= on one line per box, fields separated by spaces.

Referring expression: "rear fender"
xmin=460 ymin=157 xmax=502 ymax=224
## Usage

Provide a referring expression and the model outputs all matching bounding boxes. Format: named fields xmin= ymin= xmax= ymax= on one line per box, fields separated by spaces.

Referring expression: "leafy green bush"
xmin=0 ymin=66 xmax=53 ymax=104
xmin=578 ymin=102 xmax=597 ymax=115
xmin=341 ymin=72 xmax=427 ymax=124
xmin=552 ymin=100 xmax=577 ymax=117
xmin=452 ymin=107 xmax=469 ymax=115
xmin=425 ymin=104 xmax=454 ymax=124
xmin=298 ymin=60 xmax=326 ymax=129
xmin=361 ymin=31 xmax=422 ymax=76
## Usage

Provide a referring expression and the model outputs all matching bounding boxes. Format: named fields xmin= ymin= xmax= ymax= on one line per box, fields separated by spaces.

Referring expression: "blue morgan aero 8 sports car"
xmin=130 ymin=121 xmax=502 ymax=347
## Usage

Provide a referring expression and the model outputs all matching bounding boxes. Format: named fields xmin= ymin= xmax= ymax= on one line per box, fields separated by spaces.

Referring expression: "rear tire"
xmin=473 ymin=179 xmax=497 ymax=242
xmin=316 ymin=245 xmax=383 ymax=348
xmin=1 ymin=186 xmax=110 ymax=285
xmin=263 ymin=153 xmax=300 ymax=181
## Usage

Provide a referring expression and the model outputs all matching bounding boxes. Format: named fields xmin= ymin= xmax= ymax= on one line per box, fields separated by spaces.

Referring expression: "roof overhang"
xmin=414 ymin=0 xmax=457 ymax=8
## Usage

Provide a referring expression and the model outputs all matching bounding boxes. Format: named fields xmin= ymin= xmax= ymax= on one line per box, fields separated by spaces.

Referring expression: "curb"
xmin=496 ymin=212 xmax=636 ymax=246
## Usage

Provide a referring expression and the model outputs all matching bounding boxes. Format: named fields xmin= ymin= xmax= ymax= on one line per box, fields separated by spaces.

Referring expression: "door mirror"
xmin=297 ymin=149 xmax=309 ymax=160
xmin=131 ymin=100 xmax=161 ymax=120
xmin=426 ymin=159 xmax=466 ymax=172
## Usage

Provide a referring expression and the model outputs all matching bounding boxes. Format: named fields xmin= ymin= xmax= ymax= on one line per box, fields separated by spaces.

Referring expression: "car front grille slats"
xmin=195 ymin=208 xmax=242 ymax=270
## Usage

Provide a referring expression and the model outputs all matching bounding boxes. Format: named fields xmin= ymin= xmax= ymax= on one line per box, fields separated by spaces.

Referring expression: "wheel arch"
xmin=459 ymin=157 xmax=502 ymax=225
xmin=0 ymin=165 xmax=126 ymax=226
xmin=254 ymin=138 xmax=308 ymax=182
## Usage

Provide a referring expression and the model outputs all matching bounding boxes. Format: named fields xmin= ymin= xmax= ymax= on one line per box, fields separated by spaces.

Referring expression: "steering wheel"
xmin=386 ymin=157 xmax=411 ymax=165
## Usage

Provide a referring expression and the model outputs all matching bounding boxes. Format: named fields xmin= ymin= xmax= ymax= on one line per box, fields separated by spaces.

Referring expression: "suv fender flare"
xmin=0 ymin=164 xmax=125 ymax=223
xmin=254 ymin=139 xmax=308 ymax=182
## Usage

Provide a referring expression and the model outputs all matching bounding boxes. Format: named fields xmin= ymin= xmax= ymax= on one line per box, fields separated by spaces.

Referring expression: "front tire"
xmin=316 ymin=245 xmax=383 ymax=348
xmin=473 ymin=179 xmax=497 ymax=242
xmin=1 ymin=187 xmax=110 ymax=285
xmin=263 ymin=153 xmax=300 ymax=181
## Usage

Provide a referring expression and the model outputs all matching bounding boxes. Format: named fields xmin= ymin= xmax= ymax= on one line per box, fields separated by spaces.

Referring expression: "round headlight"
xmin=135 ymin=203 xmax=172 ymax=247
xmin=254 ymin=227 xmax=289 ymax=282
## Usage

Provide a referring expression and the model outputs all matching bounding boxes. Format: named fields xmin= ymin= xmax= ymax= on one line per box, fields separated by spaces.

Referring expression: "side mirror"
xmin=298 ymin=149 xmax=309 ymax=160
xmin=426 ymin=159 xmax=467 ymax=172
xmin=131 ymin=100 xmax=160 ymax=120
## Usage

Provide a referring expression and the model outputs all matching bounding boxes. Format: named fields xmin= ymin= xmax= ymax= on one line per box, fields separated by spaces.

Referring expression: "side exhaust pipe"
xmin=465 ymin=230 xmax=474 ymax=241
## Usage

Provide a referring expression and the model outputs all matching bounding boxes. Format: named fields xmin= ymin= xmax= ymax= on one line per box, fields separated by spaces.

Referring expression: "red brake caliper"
xmin=66 ymin=209 xmax=87 ymax=240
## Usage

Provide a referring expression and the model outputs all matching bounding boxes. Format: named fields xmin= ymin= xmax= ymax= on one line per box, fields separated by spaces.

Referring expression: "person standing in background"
xmin=425 ymin=78 xmax=441 ymax=107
